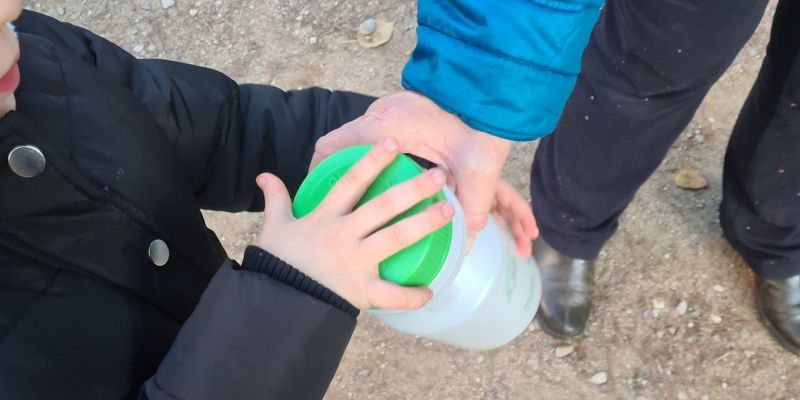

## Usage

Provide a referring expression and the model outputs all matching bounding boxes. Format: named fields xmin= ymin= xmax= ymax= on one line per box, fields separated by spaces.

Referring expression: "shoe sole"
xmin=754 ymin=290 xmax=800 ymax=356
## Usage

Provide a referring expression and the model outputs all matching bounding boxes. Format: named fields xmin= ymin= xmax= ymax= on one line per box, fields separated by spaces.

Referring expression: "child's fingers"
xmin=257 ymin=173 xmax=293 ymax=224
xmin=351 ymin=168 xmax=447 ymax=236
xmin=367 ymin=279 xmax=433 ymax=310
xmin=320 ymin=138 xmax=399 ymax=214
xmin=364 ymin=202 xmax=454 ymax=260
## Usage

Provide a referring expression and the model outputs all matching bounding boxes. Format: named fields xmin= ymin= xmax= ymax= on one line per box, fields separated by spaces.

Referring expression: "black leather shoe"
xmin=533 ymin=238 xmax=595 ymax=339
xmin=755 ymin=275 xmax=800 ymax=355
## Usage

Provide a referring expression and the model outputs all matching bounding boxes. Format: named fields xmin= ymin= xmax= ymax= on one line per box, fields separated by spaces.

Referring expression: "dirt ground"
xmin=26 ymin=0 xmax=800 ymax=399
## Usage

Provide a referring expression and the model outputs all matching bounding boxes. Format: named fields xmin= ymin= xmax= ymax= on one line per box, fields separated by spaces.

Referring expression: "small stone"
xmin=133 ymin=44 xmax=144 ymax=53
xmin=747 ymin=48 xmax=757 ymax=57
xmin=357 ymin=368 xmax=371 ymax=377
xmin=722 ymin=381 xmax=728 ymax=389
xmin=713 ymin=284 xmax=725 ymax=293
xmin=359 ymin=18 xmax=377 ymax=35
xmin=308 ymin=36 xmax=318 ymax=45
xmin=477 ymin=355 xmax=484 ymax=363
xmin=693 ymin=128 xmax=701 ymax=134
xmin=687 ymin=321 xmax=695 ymax=328
xmin=589 ymin=371 xmax=608 ymax=385
xmin=555 ymin=345 xmax=575 ymax=358
xmin=710 ymin=314 xmax=722 ymax=324
xmin=694 ymin=134 xmax=705 ymax=143
xmin=676 ymin=300 xmax=688 ymax=315
xmin=161 ymin=0 xmax=175 ymax=9
xmin=147 ymin=45 xmax=156 ymax=52
xmin=708 ymin=117 xmax=716 ymax=123
xmin=57 ymin=6 xmax=65 ymax=15
xmin=657 ymin=331 xmax=665 ymax=338
xmin=652 ymin=299 xmax=666 ymax=309
xmin=189 ymin=8 xmax=198 ymax=16
xmin=668 ymin=326 xmax=678 ymax=335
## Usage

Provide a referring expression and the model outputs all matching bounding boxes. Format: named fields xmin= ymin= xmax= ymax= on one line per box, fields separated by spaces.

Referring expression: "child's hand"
xmin=491 ymin=179 xmax=539 ymax=258
xmin=253 ymin=139 xmax=453 ymax=310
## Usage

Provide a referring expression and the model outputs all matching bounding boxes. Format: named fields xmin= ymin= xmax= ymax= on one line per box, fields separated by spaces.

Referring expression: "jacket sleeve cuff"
xmin=236 ymin=246 xmax=359 ymax=318
xmin=401 ymin=0 xmax=602 ymax=141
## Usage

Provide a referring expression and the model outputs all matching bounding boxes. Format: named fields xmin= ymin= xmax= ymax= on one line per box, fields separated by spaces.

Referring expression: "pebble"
xmin=189 ymin=8 xmax=198 ymax=16
xmin=687 ymin=321 xmax=695 ymax=328
xmin=710 ymin=314 xmax=723 ymax=324
xmin=555 ymin=345 xmax=575 ymax=358
xmin=161 ymin=0 xmax=175 ymax=9
xmin=359 ymin=18 xmax=377 ymax=36
xmin=708 ymin=117 xmax=716 ymax=123
xmin=357 ymin=368 xmax=371 ymax=377
xmin=713 ymin=284 xmax=725 ymax=293
xmin=676 ymin=300 xmax=688 ymax=315
xmin=308 ymin=36 xmax=318 ymax=45
xmin=147 ymin=44 xmax=156 ymax=52
xmin=57 ymin=6 xmax=65 ymax=15
xmin=668 ymin=326 xmax=678 ymax=335
xmin=652 ymin=299 xmax=666 ymax=309
xmin=589 ymin=371 xmax=608 ymax=385
xmin=133 ymin=44 xmax=144 ymax=53
xmin=694 ymin=134 xmax=705 ymax=143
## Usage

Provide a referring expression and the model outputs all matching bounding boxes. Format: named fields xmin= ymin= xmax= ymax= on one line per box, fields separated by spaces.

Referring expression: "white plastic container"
xmin=369 ymin=188 xmax=542 ymax=350
xmin=293 ymin=146 xmax=542 ymax=351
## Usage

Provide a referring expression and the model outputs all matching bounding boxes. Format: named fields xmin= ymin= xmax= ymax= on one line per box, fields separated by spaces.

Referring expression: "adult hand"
xmin=255 ymin=140 xmax=453 ymax=310
xmin=492 ymin=179 xmax=539 ymax=258
xmin=312 ymin=91 xmax=536 ymax=251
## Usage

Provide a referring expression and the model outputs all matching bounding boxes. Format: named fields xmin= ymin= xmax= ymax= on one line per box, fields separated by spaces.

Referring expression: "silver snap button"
xmin=148 ymin=239 xmax=170 ymax=267
xmin=8 ymin=145 xmax=46 ymax=178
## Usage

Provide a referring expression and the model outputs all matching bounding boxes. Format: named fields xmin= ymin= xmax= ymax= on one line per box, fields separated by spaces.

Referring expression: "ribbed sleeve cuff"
xmin=235 ymin=246 xmax=359 ymax=318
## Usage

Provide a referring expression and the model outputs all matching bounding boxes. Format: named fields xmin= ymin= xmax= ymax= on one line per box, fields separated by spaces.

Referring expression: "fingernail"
xmin=440 ymin=203 xmax=454 ymax=217
xmin=428 ymin=169 xmax=446 ymax=185
xmin=382 ymin=138 xmax=398 ymax=151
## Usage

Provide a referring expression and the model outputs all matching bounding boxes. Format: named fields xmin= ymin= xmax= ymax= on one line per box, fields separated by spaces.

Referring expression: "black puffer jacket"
xmin=0 ymin=10 xmax=373 ymax=399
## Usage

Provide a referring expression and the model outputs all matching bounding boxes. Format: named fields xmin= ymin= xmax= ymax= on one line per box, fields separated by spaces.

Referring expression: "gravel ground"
xmin=25 ymin=1 xmax=800 ymax=399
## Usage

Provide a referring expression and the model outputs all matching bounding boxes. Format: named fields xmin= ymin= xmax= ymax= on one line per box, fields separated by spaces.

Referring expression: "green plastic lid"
xmin=292 ymin=145 xmax=452 ymax=287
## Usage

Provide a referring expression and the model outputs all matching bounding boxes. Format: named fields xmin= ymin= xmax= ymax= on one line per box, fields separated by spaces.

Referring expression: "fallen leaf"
xmin=673 ymin=167 xmax=708 ymax=190
xmin=357 ymin=20 xmax=394 ymax=48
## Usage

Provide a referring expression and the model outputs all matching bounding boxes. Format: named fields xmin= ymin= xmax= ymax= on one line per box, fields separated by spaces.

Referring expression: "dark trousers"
xmin=531 ymin=0 xmax=800 ymax=279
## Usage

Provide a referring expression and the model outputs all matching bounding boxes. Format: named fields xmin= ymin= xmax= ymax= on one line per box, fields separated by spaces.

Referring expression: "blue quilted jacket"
xmin=402 ymin=0 xmax=604 ymax=141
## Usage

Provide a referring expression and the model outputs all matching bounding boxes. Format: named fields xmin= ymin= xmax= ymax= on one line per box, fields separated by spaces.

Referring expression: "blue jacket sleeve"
xmin=402 ymin=0 xmax=603 ymax=141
